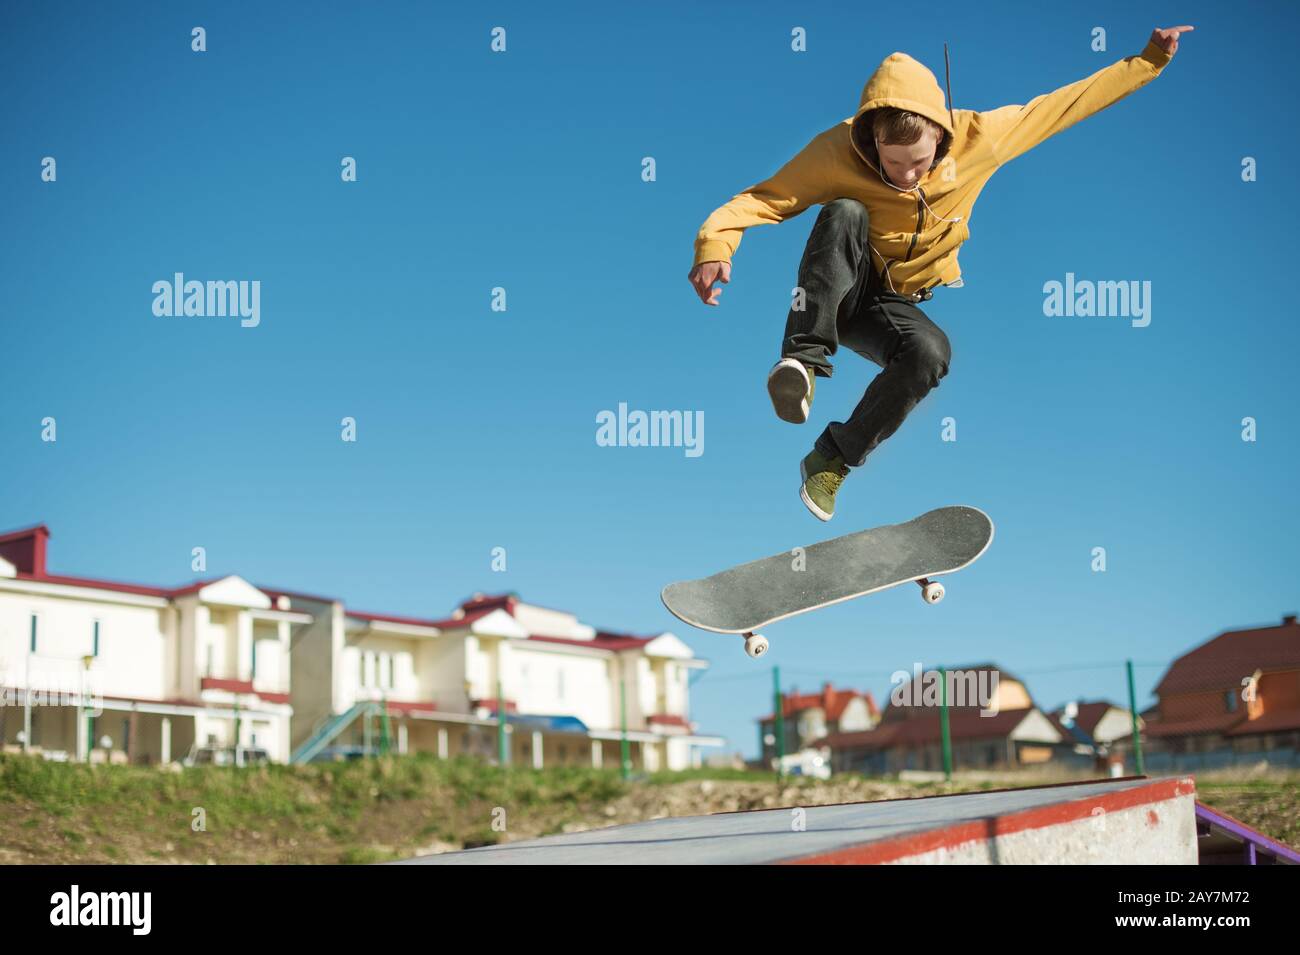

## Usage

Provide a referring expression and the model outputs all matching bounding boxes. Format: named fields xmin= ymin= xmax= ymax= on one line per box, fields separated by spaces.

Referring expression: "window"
xmin=251 ymin=639 xmax=258 ymax=679
xmin=1225 ymin=690 xmax=1238 ymax=713
xmin=92 ymin=620 xmax=100 ymax=657
xmin=386 ymin=654 xmax=394 ymax=690
xmin=29 ymin=614 xmax=37 ymax=653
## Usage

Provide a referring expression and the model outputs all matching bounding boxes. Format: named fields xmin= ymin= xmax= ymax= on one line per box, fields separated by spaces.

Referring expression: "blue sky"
xmin=2 ymin=1 xmax=1295 ymax=759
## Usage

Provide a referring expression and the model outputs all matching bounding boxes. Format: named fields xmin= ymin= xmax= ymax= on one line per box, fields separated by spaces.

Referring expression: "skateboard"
xmin=661 ymin=505 xmax=993 ymax=658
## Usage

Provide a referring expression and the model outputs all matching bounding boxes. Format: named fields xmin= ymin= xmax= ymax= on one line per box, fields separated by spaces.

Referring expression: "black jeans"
xmin=781 ymin=198 xmax=952 ymax=468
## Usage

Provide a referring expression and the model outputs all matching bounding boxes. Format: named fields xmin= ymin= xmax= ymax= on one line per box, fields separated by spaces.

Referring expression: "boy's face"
xmin=875 ymin=130 xmax=939 ymax=188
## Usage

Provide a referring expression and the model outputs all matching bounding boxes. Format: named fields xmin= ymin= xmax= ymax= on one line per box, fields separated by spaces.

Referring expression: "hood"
xmin=851 ymin=51 xmax=955 ymax=174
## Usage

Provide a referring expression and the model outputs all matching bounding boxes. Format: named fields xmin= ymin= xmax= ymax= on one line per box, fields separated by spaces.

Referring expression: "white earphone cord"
xmin=866 ymin=135 xmax=963 ymax=294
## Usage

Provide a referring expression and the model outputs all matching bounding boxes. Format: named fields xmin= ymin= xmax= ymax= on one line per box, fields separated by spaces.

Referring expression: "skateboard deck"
xmin=661 ymin=506 xmax=993 ymax=644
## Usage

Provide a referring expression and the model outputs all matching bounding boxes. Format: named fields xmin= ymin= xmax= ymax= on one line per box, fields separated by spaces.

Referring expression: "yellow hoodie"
xmin=693 ymin=39 xmax=1174 ymax=297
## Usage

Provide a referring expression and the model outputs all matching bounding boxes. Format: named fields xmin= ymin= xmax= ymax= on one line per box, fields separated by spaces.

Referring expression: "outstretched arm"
xmin=978 ymin=26 xmax=1193 ymax=167
xmin=689 ymin=129 xmax=841 ymax=304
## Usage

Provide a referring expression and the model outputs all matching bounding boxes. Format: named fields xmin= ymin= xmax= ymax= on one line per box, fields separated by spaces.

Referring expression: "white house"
xmin=0 ymin=525 xmax=304 ymax=764
xmin=0 ymin=523 xmax=722 ymax=771
xmin=284 ymin=592 xmax=723 ymax=771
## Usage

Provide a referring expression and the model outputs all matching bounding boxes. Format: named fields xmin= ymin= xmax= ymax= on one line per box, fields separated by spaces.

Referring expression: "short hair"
xmin=872 ymin=107 xmax=943 ymax=147
xmin=853 ymin=107 xmax=951 ymax=169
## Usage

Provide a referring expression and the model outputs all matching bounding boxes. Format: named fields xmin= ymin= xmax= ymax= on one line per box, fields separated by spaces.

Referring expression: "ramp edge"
xmin=776 ymin=776 xmax=1197 ymax=865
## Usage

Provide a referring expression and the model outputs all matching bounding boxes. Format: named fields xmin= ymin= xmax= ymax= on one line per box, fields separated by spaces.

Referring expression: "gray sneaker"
xmin=767 ymin=358 xmax=815 ymax=424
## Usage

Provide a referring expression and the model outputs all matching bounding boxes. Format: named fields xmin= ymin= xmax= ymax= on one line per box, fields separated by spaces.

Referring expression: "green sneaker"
xmin=767 ymin=358 xmax=815 ymax=424
xmin=799 ymin=447 xmax=849 ymax=521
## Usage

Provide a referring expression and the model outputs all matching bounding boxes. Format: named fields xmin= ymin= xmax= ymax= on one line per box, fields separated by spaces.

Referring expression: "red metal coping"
xmin=775 ymin=776 xmax=1197 ymax=865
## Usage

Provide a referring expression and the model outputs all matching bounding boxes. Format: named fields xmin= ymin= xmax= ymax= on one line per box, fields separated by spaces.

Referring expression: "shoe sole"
xmin=799 ymin=484 xmax=833 ymax=522
xmin=768 ymin=362 xmax=810 ymax=424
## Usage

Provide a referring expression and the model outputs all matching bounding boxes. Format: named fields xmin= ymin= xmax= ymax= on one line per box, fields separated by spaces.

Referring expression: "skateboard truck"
xmin=742 ymin=581 xmax=943 ymax=658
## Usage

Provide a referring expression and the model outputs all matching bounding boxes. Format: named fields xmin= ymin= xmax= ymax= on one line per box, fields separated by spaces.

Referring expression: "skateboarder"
xmin=688 ymin=26 xmax=1192 ymax=521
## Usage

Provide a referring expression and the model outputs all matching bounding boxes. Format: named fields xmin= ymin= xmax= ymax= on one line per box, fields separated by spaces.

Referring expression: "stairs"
xmin=290 ymin=701 xmax=380 ymax=764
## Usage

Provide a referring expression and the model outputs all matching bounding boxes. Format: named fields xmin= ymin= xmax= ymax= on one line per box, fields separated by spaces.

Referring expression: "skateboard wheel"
xmin=744 ymin=634 xmax=769 ymax=658
xmin=920 ymin=581 xmax=945 ymax=604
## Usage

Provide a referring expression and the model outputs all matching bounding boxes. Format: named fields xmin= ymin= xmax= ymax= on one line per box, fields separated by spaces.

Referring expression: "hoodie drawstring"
xmin=865 ymin=137 xmax=963 ymax=296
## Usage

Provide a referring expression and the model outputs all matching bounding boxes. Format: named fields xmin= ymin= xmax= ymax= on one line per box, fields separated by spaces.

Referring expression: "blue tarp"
xmin=505 ymin=713 xmax=589 ymax=733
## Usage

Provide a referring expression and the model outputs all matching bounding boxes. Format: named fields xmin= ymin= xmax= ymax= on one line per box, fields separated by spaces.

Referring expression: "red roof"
xmin=0 ymin=523 xmax=49 ymax=575
xmin=14 ymin=570 xmax=178 ymax=598
xmin=1154 ymin=616 xmax=1300 ymax=696
xmin=2 ymin=526 xmax=659 ymax=660
xmin=1048 ymin=700 xmax=1123 ymax=737
xmin=0 ymin=524 xmax=215 ymax=597
xmin=1224 ymin=709 xmax=1300 ymax=737
xmin=1141 ymin=712 xmax=1244 ymax=738
xmin=450 ymin=593 xmax=656 ymax=650
xmin=257 ymin=585 xmax=341 ymax=605
xmin=530 ymin=631 xmax=655 ymax=651
xmin=648 ymin=713 xmax=692 ymax=728
xmin=458 ymin=593 xmax=520 ymax=615
xmin=1044 ymin=712 xmax=1073 ymax=740
xmin=761 ymin=682 xmax=879 ymax=722
xmin=815 ymin=707 xmax=1050 ymax=750
xmin=350 ymin=609 xmax=444 ymax=629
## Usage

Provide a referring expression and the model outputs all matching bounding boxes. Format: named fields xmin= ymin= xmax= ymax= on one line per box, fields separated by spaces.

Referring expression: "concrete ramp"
xmin=395 ymin=775 xmax=1198 ymax=865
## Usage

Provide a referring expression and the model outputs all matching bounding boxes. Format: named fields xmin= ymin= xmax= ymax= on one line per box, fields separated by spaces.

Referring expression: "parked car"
xmin=776 ymin=749 xmax=832 ymax=779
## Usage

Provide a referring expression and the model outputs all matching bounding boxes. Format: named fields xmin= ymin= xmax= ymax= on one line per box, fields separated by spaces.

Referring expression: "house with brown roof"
xmin=1122 ymin=614 xmax=1300 ymax=770
xmin=757 ymin=682 xmax=878 ymax=764
xmin=813 ymin=664 xmax=1063 ymax=775
xmin=1046 ymin=699 xmax=1141 ymax=770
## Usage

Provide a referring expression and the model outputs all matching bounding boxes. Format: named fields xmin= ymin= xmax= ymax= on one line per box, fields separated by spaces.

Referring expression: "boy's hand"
xmin=688 ymin=260 xmax=731 ymax=305
xmin=1150 ymin=25 xmax=1194 ymax=54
